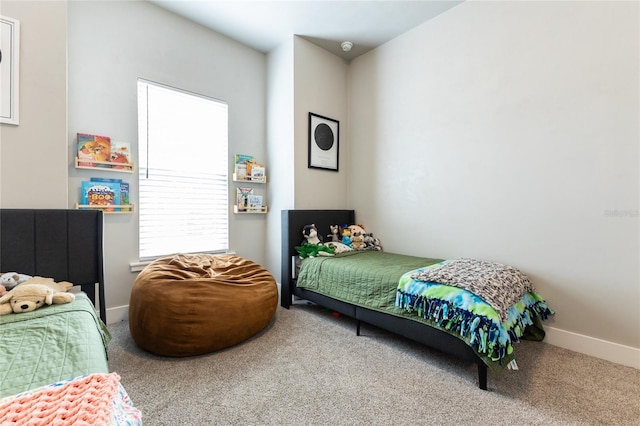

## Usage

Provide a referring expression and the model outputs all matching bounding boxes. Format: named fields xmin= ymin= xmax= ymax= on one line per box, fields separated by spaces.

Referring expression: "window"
xmin=137 ymin=79 xmax=228 ymax=260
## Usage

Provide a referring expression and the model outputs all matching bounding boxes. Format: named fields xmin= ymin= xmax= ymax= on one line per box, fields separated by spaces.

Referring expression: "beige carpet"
xmin=107 ymin=303 xmax=640 ymax=425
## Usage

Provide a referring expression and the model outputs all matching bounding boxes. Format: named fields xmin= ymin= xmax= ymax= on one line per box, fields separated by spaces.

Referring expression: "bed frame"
xmin=281 ymin=209 xmax=489 ymax=390
xmin=0 ymin=209 xmax=106 ymax=324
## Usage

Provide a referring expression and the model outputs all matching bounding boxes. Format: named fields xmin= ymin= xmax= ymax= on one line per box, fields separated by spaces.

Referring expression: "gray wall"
xmin=67 ymin=0 xmax=267 ymax=318
xmin=348 ymin=0 xmax=639 ymax=365
xmin=0 ymin=1 xmax=67 ymax=207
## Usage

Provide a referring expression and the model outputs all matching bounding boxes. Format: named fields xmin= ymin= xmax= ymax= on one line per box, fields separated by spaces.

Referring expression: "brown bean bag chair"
xmin=129 ymin=253 xmax=278 ymax=357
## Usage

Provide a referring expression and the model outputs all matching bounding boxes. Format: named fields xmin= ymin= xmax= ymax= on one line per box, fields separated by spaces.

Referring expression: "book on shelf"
xmin=77 ymin=133 xmax=111 ymax=167
xmin=236 ymin=187 xmax=253 ymax=210
xmin=234 ymin=154 xmax=254 ymax=180
xmin=77 ymin=133 xmax=132 ymax=169
xmin=89 ymin=178 xmax=130 ymax=210
xmin=247 ymin=194 xmax=263 ymax=209
xmin=110 ymin=141 xmax=132 ymax=169
xmin=81 ymin=181 xmax=121 ymax=212
xmin=247 ymin=162 xmax=265 ymax=181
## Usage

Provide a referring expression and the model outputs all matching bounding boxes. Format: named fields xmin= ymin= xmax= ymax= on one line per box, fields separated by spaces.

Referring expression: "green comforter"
xmin=0 ymin=293 xmax=111 ymax=398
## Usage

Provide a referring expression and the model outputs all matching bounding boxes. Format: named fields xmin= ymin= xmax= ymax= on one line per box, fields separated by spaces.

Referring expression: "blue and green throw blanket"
xmin=396 ymin=262 xmax=553 ymax=367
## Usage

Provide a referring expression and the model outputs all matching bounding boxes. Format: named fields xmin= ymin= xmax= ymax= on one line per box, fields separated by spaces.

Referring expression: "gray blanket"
xmin=411 ymin=258 xmax=535 ymax=321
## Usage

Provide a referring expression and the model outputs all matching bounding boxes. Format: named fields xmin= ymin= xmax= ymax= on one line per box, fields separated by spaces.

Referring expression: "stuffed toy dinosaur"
xmin=0 ymin=277 xmax=75 ymax=315
xmin=295 ymin=243 xmax=335 ymax=259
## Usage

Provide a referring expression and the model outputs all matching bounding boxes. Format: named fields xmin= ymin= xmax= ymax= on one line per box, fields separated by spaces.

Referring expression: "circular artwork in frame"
xmin=308 ymin=112 xmax=339 ymax=171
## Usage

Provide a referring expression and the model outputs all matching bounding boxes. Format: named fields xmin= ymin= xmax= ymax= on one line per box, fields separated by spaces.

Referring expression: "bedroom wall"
xmin=348 ymin=0 xmax=639 ymax=367
xmin=0 ymin=1 xmax=67 ymax=208
xmin=265 ymin=38 xmax=295 ymax=289
xmin=67 ymin=0 xmax=267 ymax=320
xmin=293 ymin=37 xmax=350 ymax=209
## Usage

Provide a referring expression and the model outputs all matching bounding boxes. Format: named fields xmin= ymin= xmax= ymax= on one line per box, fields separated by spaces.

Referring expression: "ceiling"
xmin=149 ymin=1 xmax=463 ymax=60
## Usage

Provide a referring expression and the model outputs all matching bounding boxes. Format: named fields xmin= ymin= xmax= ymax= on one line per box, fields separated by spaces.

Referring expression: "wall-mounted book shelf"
xmin=232 ymin=173 xmax=266 ymax=183
xmin=75 ymin=157 xmax=135 ymax=173
xmin=75 ymin=203 xmax=134 ymax=214
xmin=234 ymin=205 xmax=268 ymax=214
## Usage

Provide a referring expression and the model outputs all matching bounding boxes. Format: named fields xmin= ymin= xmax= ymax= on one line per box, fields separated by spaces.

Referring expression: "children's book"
xmin=236 ymin=187 xmax=253 ymax=210
xmin=81 ymin=181 xmax=121 ymax=212
xmin=90 ymin=178 xmax=129 ymax=210
xmin=234 ymin=154 xmax=254 ymax=180
xmin=110 ymin=142 xmax=132 ymax=169
xmin=248 ymin=194 xmax=263 ymax=209
xmin=77 ymin=133 xmax=111 ymax=167
xmin=247 ymin=162 xmax=265 ymax=181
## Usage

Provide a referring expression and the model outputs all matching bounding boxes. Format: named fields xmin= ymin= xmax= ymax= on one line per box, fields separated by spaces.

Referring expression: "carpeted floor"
xmin=107 ymin=303 xmax=640 ymax=425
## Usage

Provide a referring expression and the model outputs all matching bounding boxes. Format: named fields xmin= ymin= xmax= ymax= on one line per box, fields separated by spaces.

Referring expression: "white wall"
xmin=265 ymin=38 xmax=295 ymax=288
xmin=349 ymin=0 xmax=639 ymax=365
xmin=293 ymin=37 xmax=350 ymax=209
xmin=68 ymin=0 xmax=267 ymax=320
xmin=0 ymin=1 xmax=67 ymax=207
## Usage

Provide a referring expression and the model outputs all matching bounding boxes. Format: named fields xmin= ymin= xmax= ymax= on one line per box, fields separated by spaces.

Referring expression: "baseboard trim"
xmin=106 ymin=305 xmax=129 ymax=325
xmin=543 ymin=326 xmax=639 ymax=369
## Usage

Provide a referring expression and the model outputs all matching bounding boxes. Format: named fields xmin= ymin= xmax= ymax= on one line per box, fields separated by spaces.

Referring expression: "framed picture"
xmin=308 ymin=112 xmax=339 ymax=171
xmin=0 ymin=15 xmax=20 ymax=125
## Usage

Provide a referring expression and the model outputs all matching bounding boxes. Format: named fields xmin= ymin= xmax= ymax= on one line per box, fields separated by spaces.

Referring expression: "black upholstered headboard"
xmin=0 ymin=209 xmax=106 ymax=323
xmin=281 ymin=209 xmax=355 ymax=308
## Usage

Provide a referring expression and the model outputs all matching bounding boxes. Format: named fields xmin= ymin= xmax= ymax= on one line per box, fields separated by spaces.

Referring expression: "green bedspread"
xmin=297 ymin=251 xmax=442 ymax=310
xmin=0 ymin=293 xmax=111 ymax=398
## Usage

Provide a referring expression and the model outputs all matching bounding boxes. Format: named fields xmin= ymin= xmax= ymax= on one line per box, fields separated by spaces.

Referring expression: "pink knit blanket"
xmin=0 ymin=373 xmax=122 ymax=425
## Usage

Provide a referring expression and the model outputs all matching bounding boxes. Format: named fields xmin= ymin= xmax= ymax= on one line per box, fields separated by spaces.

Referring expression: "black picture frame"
xmin=308 ymin=112 xmax=339 ymax=172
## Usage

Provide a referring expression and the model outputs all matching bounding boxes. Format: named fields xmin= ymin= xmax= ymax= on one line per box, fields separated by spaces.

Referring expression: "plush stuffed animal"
xmin=324 ymin=241 xmax=353 ymax=254
xmin=364 ymin=233 xmax=382 ymax=251
xmin=295 ymin=243 xmax=335 ymax=259
xmin=0 ymin=272 xmax=33 ymax=291
xmin=351 ymin=234 xmax=366 ymax=250
xmin=0 ymin=284 xmax=6 ymax=297
xmin=301 ymin=224 xmax=323 ymax=245
xmin=327 ymin=225 xmax=340 ymax=242
xmin=0 ymin=277 xmax=75 ymax=315
xmin=341 ymin=228 xmax=352 ymax=247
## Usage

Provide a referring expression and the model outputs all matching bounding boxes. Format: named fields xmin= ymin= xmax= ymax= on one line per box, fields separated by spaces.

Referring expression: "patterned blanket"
xmin=397 ymin=265 xmax=553 ymax=369
xmin=411 ymin=258 xmax=535 ymax=322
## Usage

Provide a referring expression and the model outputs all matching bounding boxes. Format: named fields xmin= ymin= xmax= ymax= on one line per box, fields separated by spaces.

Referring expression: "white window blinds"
xmin=137 ymin=79 xmax=228 ymax=260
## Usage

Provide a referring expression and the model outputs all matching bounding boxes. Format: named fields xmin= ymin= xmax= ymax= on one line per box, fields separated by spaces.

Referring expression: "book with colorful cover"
xmin=81 ymin=181 xmax=121 ymax=212
xmin=234 ymin=154 xmax=254 ymax=180
xmin=236 ymin=187 xmax=253 ymax=210
xmin=110 ymin=142 xmax=132 ymax=169
xmin=77 ymin=133 xmax=111 ymax=167
xmin=247 ymin=163 xmax=265 ymax=181
xmin=90 ymin=178 xmax=129 ymax=210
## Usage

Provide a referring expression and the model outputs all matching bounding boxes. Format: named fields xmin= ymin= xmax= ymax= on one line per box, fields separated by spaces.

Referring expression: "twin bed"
xmin=0 ymin=209 xmax=140 ymax=424
xmin=281 ymin=209 xmax=553 ymax=390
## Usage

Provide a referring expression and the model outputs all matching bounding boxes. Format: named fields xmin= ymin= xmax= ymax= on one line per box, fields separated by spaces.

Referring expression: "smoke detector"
xmin=341 ymin=41 xmax=353 ymax=52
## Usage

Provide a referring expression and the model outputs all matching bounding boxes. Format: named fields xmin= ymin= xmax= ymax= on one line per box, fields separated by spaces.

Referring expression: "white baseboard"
xmin=543 ymin=326 xmax=640 ymax=369
xmin=105 ymin=304 xmax=129 ymax=325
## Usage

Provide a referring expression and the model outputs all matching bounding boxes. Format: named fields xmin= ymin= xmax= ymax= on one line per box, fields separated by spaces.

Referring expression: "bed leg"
xmin=478 ymin=363 xmax=488 ymax=390
xmin=356 ymin=320 xmax=361 ymax=336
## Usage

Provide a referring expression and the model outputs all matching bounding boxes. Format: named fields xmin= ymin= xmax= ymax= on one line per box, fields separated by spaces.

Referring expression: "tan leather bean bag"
xmin=129 ymin=253 xmax=278 ymax=357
